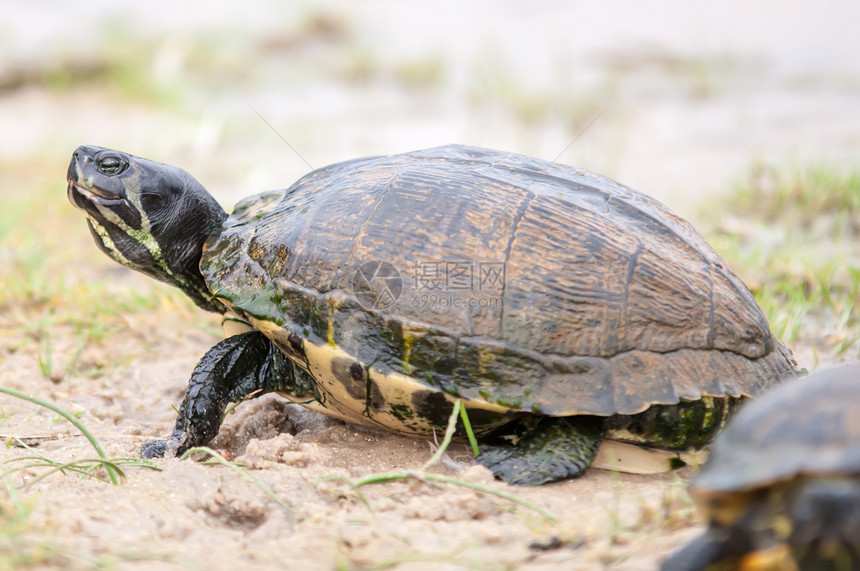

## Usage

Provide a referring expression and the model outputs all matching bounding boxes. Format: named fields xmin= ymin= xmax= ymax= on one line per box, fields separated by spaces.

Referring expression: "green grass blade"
xmin=458 ymin=404 xmax=480 ymax=458
xmin=37 ymin=335 xmax=53 ymax=379
xmin=0 ymin=387 xmax=120 ymax=484
xmin=2 ymin=438 xmax=159 ymax=487
xmin=421 ymin=399 xmax=461 ymax=471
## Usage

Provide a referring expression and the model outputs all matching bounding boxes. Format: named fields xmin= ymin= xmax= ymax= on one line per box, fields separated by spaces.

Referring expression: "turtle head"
xmin=67 ymin=145 xmax=227 ymax=313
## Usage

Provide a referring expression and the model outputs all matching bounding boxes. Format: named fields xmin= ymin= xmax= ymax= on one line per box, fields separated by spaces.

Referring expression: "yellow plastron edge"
xmin=222 ymin=311 xmax=255 ymax=338
xmin=592 ymin=440 xmax=710 ymax=474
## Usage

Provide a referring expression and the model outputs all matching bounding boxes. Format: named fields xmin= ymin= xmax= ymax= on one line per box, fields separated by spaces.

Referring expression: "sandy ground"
xmin=2 ymin=2 xmax=860 ymax=570
xmin=0 ymin=305 xmax=703 ymax=570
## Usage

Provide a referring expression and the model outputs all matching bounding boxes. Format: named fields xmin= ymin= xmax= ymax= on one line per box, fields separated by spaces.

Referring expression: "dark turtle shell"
xmin=200 ymin=145 xmax=797 ymax=435
xmin=691 ymin=364 xmax=860 ymax=497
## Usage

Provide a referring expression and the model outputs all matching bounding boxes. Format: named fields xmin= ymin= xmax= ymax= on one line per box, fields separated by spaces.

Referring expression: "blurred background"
xmin=1 ymin=4 xmax=859 ymax=566
xmin=2 ymin=1 xmax=860 ymax=366
xmin=3 ymin=1 xmax=859 ymax=210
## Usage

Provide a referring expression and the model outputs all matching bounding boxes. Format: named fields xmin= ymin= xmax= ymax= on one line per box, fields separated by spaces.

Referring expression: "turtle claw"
xmin=141 ymin=432 xmax=190 ymax=458
xmin=141 ymin=437 xmax=187 ymax=459
xmin=141 ymin=439 xmax=169 ymax=459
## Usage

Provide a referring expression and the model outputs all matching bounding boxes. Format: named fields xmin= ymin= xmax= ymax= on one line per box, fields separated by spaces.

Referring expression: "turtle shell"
xmin=200 ymin=145 xmax=797 ymax=435
xmin=690 ymin=364 xmax=860 ymax=496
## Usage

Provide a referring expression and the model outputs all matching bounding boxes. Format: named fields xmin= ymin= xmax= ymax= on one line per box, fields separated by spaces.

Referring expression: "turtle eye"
xmin=98 ymin=156 xmax=125 ymax=175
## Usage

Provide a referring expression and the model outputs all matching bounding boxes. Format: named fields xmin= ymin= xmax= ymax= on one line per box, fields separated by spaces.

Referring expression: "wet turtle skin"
xmin=66 ymin=144 xmax=799 ymax=485
xmin=662 ymin=364 xmax=860 ymax=570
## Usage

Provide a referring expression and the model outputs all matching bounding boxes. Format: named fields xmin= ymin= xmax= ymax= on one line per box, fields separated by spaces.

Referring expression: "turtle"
xmin=662 ymin=365 xmax=860 ymax=570
xmin=65 ymin=143 xmax=799 ymax=486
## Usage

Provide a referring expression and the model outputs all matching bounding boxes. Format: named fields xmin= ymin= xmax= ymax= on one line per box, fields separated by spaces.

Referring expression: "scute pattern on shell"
xmin=201 ymin=145 xmax=798 ymax=417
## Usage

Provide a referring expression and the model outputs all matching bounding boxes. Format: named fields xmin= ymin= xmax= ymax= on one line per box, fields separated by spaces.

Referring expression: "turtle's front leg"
xmin=141 ymin=330 xmax=309 ymax=458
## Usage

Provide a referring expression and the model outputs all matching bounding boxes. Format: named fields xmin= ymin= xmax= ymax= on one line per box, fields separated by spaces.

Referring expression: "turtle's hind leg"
xmin=141 ymin=331 xmax=311 ymax=458
xmin=477 ymin=416 xmax=605 ymax=486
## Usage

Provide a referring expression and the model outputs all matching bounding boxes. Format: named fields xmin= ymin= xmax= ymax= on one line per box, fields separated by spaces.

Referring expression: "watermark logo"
xmin=352 ymin=259 xmax=504 ymax=311
xmin=413 ymin=261 xmax=505 ymax=291
xmin=352 ymin=260 xmax=403 ymax=310
xmin=410 ymin=260 xmax=505 ymax=311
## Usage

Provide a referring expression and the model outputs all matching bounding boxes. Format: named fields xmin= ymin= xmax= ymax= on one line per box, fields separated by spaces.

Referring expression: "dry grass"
xmin=702 ymin=162 xmax=860 ymax=362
